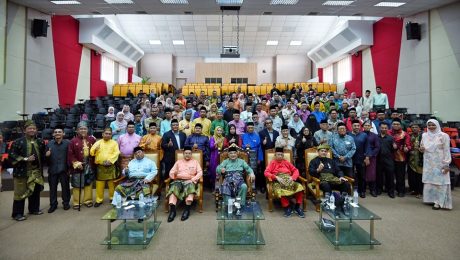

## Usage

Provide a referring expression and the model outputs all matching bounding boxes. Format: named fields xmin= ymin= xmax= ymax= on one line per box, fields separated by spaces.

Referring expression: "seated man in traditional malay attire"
xmin=308 ymin=144 xmax=351 ymax=197
xmin=112 ymin=146 xmax=158 ymax=204
xmin=264 ymin=147 xmax=305 ymax=218
xmin=166 ymin=146 xmax=203 ymax=222
xmin=216 ymin=146 xmax=255 ymax=207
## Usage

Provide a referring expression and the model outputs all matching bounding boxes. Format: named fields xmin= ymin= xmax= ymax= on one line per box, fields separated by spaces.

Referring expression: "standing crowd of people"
xmin=3 ymin=83 xmax=453 ymax=222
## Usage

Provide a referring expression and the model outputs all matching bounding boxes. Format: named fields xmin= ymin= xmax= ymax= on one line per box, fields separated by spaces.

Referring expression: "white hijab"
xmin=426 ymin=119 xmax=442 ymax=137
xmin=423 ymin=119 xmax=443 ymax=153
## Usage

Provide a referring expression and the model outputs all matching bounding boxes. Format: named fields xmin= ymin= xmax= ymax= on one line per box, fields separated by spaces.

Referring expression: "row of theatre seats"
xmin=112 ymin=82 xmax=172 ymax=97
xmin=180 ymin=82 xmax=338 ymax=96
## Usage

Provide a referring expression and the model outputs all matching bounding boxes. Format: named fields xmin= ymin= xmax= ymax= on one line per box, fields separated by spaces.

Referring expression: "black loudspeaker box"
xmin=406 ymin=22 xmax=421 ymax=40
xmin=32 ymin=19 xmax=48 ymax=38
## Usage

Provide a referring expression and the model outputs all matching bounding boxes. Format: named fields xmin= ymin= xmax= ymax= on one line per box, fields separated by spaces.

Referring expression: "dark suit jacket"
xmin=161 ymin=130 xmax=186 ymax=163
xmin=258 ymin=129 xmax=279 ymax=151
xmin=8 ymin=137 xmax=46 ymax=178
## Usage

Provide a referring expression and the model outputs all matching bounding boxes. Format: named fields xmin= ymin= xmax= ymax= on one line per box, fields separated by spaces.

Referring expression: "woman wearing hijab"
xmin=208 ymin=103 xmax=218 ymax=121
xmin=235 ymin=93 xmax=246 ymax=112
xmin=209 ymin=126 xmax=225 ymax=189
xmin=224 ymin=124 xmax=242 ymax=148
xmin=305 ymin=114 xmax=320 ymax=134
xmin=421 ymin=119 xmax=452 ymax=210
xmin=109 ymin=112 xmax=127 ymax=141
xmin=294 ymin=127 xmax=318 ymax=177
xmin=105 ymin=106 xmax=116 ymax=121
xmin=165 ymin=97 xmax=174 ymax=110
xmin=288 ymin=113 xmax=305 ymax=139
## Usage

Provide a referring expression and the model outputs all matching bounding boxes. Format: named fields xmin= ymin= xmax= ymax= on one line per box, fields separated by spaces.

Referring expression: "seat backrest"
xmin=304 ymin=147 xmax=332 ymax=178
xmin=219 ymin=149 xmax=249 ymax=163
xmin=264 ymin=148 xmax=293 ymax=167
xmin=144 ymin=151 xmax=160 ymax=167
xmin=175 ymin=149 xmax=203 ymax=167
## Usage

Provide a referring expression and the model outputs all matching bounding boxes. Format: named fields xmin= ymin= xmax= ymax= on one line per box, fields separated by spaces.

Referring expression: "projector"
xmin=221 ymin=46 xmax=240 ymax=58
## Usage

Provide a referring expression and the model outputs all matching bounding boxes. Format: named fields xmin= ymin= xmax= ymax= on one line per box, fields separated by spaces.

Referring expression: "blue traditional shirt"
xmin=311 ymin=110 xmax=326 ymax=124
xmin=241 ymin=132 xmax=263 ymax=161
xmin=127 ymin=157 xmax=158 ymax=182
xmin=330 ymin=133 xmax=356 ymax=168
xmin=184 ymin=134 xmax=210 ymax=161
xmin=160 ymin=119 xmax=172 ymax=136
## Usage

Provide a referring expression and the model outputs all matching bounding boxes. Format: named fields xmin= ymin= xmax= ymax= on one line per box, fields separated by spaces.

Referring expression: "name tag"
xmin=345 ymin=141 xmax=351 ymax=145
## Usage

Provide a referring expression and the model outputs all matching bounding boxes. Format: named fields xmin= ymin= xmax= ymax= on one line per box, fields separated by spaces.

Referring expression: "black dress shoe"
xmin=29 ymin=210 xmax=44 ymax=215
xmin=388 ymin=193 xmax=395 ymax=198
xmin=94 ymin=202 xmax=102 ymax=208
xmin=48 ymin=205 xmax=57 ymax=213
xmin=63 ymin=204 xmax=71 ymax=211
xmin=376 ymin=190 xmax=382 ymax=195
xmin=397 ymin=192 xmax=405 ymax=198
xmin=181 ymin=209 xmax=190 ymax=221
xmin=13 ymin=215 xmax=27 ymax=221
xmin=167 ymin=210 xmax=176 ymax=223
xmin=259 ymin=186 xmax=266 ymax=194
xmin=370 ymin=190 xmax=378 ymax=197
xmin=359 ymin=192 xmax=366 ymax=198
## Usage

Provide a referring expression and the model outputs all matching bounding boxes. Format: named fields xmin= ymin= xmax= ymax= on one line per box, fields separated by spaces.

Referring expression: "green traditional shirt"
xmin=409 ymin=134 xmax=423 ymax=174
xmin=216 ymin=158 xmax=254 ymax=177
xmin=210 ymin=119 xmax=229 ymax=136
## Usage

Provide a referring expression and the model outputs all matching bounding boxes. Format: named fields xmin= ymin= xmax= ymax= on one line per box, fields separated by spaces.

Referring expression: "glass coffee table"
xmin=101 ymin=200 xmax=160 ymax=249
xmin=217 ymin=201 xmax=265 ymax=248
xmin=316 ymin=202 xmax=381 ymax=250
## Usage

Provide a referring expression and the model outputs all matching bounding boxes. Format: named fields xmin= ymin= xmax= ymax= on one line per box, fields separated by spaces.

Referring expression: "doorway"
xmin=175 ymin=78 xmax=187 ymax=93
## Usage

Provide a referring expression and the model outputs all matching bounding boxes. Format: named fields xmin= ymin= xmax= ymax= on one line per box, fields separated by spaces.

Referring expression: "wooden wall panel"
xmin=195 ymin=63 xmax=257 ymax=83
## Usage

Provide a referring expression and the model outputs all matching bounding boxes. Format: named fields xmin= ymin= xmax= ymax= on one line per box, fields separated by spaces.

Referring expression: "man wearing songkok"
xmin=241 ymin=122 xmax=264 ymax=162
xmin=112 ymin=147 xmax=158 ymax=203
xmin=68 ymin=122 xmax=96 ymax=209
xmin=166 ymin=146 xmax=203 ymax=222
xmin=161 ymin=119 xmax=186 ymax=180
xmin=191 ymin=107 xmax=212 ymax=137
xmin=314 ymin=119 xmax=333 ymax=144
xmin=330 ymin=123 xmax=356 ymax=178
xmin=184 ymin=123 xmax=210 ymax=164
xmin=228 ymin=110 xmax=246 ymax=135
xmin=216 ymin=146 xmax=255 ymax=206
xmin=388 ymin=118 xmax=411 ymax=197
xmin=160 ymin=108 xmax=173 ymax=136
xmin=179 ymin=109 xmax=193 ymax=136
xmin=275 ymin=124 xmax=296 ymax=151
xmin=90 ymin=128 xmax=120 ymax=207
xmin=264 ymin=147 xmax=305 ymax=218
xmin=9 ymin=121 xmax=46 ymax=221
xmin=117 ymin=121 xmax=141 ymax=171
xmin=309 ymin=144 xmax=351 ymax=196
xmin=139 ymin=122 xmax=162 ymax=158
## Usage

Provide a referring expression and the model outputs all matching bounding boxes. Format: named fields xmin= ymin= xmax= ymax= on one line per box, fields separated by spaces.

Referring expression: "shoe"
xmin=181 ymin=209 xmax=190 ymax=221
xmin=283 ymin=207 xmax=293 ymax=218
xmin=29 ymin=210 xmax=44 ymax=215
xmin=167 ymin=210 xmax=176 ymax=222
xmin=397 ymin=192 xmax=405 ymax=197
xmin=94 ymin=202 xmax=102 ymax=208
xmin=63 ymin=204 xmax=71 ymax=210
xmin=432 ymin=204 xmax=441 ymax=210
xmin=359 ymin=192 xmax=366 ymax=198
xmin=415 ymin=194 xmax=422 ymax=199
xmin=85 ymin=202 xmax=93 ymax=208
xmin=294 ymin=207 xmax=305 ymax=218
xmin=48 ymin=205 xmax=57 ymax=213
xmin=376 ymin=190 xmax=382 ymax=195
xmin=260 ymin=186 xmax=266 ymax=194
xmin=388 ymin=193 xmax=395 ymax=199
xmin=13 ymin=215 xmax=27 ymax=221
xmin=370 ymin=190 xmax=378 ymax=197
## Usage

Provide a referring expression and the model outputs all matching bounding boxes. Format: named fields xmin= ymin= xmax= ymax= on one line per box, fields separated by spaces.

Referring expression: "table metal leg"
xmin=370 ymin=217 xmax=375 ymax=249
xmin=221 ymin=220 xmax=225 ymax=249
xmin=319 ymin=206 xmax=323 ymax=231
xmin=107 ymin=220 xmax=112 ymax=249
xmin=335 ymin=220 xmax=339 ymax=250
xmin=143 ymin=219 xmax=147 ymax=249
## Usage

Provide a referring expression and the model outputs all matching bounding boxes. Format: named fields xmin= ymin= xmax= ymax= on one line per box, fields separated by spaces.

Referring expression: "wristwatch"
xmin=24 ymin=157 xmax=28 ymax=161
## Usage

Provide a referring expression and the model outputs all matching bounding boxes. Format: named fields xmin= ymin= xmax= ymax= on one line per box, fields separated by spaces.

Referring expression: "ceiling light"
xmin=104 ymin=0 xmax=133 ymax=4
xmin=266 ymin=40 xmax=278 ymax=46
xmin=173 ymin=40 xmax=185 ymax=45
xmin=160 ymin=0 xmax=189 ymax=4
xmin=290 ymin=41 xmax=302 ymax=46
xmin=51 ymin=1 xmax=81 ymax=4
xmin=374 ymin=2 xmax=406 ymax=7
xmin=322 ymin=1 xmax=354 ymax=6
xmin=149 ymin=40 xmax=161 ymax=45
xmin=270 ymin=0 xmax=299 ymax=5
xmin=216 ymin=0 xmax=243 ymax=5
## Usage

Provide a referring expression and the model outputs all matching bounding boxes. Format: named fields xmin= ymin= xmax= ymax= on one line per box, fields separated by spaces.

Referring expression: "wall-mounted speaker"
xmin=32 ymin=19 xmax=48 ymax=38
xmin=406 ymin=22 xmax=421 ymax=40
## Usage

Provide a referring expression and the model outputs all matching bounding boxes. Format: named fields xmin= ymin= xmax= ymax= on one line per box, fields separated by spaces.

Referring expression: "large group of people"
xmin=3 ymin=83 xmax=454 ymax=222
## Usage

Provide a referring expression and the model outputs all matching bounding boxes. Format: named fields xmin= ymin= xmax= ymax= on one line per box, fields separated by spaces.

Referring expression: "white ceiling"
xmin=114 ymin=14 xmax=364 ymax=57
xmin=11 ymin=0 xmax=458 ymax=17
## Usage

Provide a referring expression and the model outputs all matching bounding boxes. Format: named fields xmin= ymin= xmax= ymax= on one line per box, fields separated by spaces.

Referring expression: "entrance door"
xmin=175 ymin=78 xmax=187 ymax=93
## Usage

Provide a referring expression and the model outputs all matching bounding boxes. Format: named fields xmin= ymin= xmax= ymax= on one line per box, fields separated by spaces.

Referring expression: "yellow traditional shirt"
xmin=139 ymin=134 xmax=163 ymax=160
xmin=179 ymin=119 xmax=192 ymax=136
xmin=191 ymin=117 xmax=212 ymax=137
xmin=90 ymin=139 xmax=120 ymax=165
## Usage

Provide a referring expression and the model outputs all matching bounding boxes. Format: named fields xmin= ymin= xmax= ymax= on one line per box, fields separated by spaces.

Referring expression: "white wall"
xmin=430 ymin=3 xmax=460 ymax=121
xmin=394 ymin=12 xmax=430 ymax=114
xmin=275 ymin=55 xmax=310 ymax=83
xmin=0 ymin=0 xmax=6 ymax=84
xmin=248 ymin=57 xmax=275 ymax=84
xmin=24 ymin=9 xmax=59 ymax=114
xmin=140 ymin=54 xmax=173 ymax=84
xmin=173 ymin=56 xmax=203 ymax=84
xmin=361 ymin=48 xmax=377 ymax=97
xmin=0 ymin=2 xmax=26 ymax=121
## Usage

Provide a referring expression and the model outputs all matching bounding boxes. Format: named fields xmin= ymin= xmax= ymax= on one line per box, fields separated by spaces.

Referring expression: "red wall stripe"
xmin=51 ymin=16 xmax=82 ymax=106
xmin=90 ymin=51 xmax=108 ymax=98
xmin=345 ymin=52 xmax=363 ymax=96
xmin=128 ymin=67 xmax=133 ymax=83
xmin=317 ymin=68 xmax=323 ymax=83
xmin=370 ymin=18 xmax=403 ymax=108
